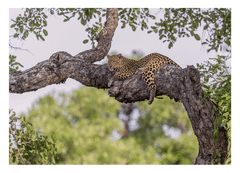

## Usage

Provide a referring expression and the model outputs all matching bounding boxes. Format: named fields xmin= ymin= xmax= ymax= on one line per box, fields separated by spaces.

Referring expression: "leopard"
xmin=107 ymin=53 xmax=181 ymax=105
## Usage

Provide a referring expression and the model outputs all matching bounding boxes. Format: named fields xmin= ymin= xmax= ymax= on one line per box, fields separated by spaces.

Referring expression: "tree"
xmin=9 ymin=8 xmax=231 ymax=164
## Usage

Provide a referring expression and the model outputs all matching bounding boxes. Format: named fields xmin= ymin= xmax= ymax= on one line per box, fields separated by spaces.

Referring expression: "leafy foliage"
xmin=9 ymin=8 xmax=155 ymax=48
xmin=10 ymin=8 xmax=48 ymax=41
xmin=9 ymin=109 xmax=59 ymax=164
xmin=197 ymin=55 xmax=231 ymax=164
xmin=9 ymin=55 xmax=23 ymax=72
xmin=10 ymin=8 xmax=231 ymax=54
xmin=149 ymin=8 xmax=231 ymax=53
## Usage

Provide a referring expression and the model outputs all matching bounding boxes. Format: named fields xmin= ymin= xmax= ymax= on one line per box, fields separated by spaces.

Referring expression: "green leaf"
xmin=43 ymin=20 xmax=47 ymax=26
xmin=137 ymin=8 xmax=140 ymax=15
xmin=121 ymin=21 xmax=126 ymax=29
xmin=85 ymin=27 xmax=91 ymax=32
xmin=147 ymin=30 xmax=152 ymax=34
xmin=194 ymin=34 xmax=200 ymax=40
xmin=20 ymin=26 xmax=23 ymax=33
xmin=39 ymin=35 xmax=45 ymax=41
xmin=50 ymin=9 xmax=54 ymax=15
xmin=13 ymin=33 xmax=19 ymax=38
xmin=223 ymin=112 xmax=229 ymax=117
xmin=220 ymin=121 xmax=227 ymax=127
xmin=203 ymin=25 xmax=208 ymax=30
xmin=190 ymin=31 xmax=194 ymax=36
xmin=173 ymin=28 xmax=177 ymax=33
xmin=36 ymin=34 xmax=39 ymax=40
xmin=43 ymin=29 xmax=48 ymax=36
xmin=132 ymin=25 xmax=136 ymax=31
xmin=63 ymin=18 xmax=70 ymax=22
xmin=23 ymin=30 xmax=29 ymax=39
xmin=159 ymin=34 xmax=166 ymax=40
xmin=83 ymin=39 xmax=89 ymax=44
xmin=81 ymin=18 xmax=86 ymax=25
xmin=11 ymin=24 xmax=16 ymax=28
xmin=159 ymin=29 xmax=164 ymax=35
xmin=168 ymin=42 xmax=173 ymax=49
xmin=225 ymin=35 xmax=231 ymax=44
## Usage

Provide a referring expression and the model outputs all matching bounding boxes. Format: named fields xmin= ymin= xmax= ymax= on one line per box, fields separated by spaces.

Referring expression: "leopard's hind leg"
xmin=142 ymin=59 xmax=163 ymax=104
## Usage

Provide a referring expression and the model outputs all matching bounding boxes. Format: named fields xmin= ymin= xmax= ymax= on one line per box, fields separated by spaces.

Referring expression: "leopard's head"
xmin=107 ymin=54 xmax=123 ymax=70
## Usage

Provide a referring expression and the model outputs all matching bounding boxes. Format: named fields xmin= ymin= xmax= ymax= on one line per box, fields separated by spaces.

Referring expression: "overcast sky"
xmin=9 ymin=8 xmax=231 ymax=115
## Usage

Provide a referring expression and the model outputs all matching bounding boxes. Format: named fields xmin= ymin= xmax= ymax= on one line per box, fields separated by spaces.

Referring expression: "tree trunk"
xmin=9 ymin=8 xmax=228 ymax=164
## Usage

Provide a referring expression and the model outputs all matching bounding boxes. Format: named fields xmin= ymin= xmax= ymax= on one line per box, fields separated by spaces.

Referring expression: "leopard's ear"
xmin=118 ymin=53 xmax=122 ymax=57
xmin=107 ymin=54 xmax=110 ymax=58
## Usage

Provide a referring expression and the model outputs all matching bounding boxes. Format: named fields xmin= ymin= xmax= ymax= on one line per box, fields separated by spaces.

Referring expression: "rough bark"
xmin=9 ymin=8 xmax=228 ymax=164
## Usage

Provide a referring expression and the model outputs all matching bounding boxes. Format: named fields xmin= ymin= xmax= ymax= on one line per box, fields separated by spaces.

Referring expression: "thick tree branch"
xmin=9 ymin=8 xmax=228 ymax=165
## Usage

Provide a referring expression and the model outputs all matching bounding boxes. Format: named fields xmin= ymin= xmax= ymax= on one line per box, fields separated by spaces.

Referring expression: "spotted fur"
xmin=107 ymin=53 xmax=181 ymax=104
